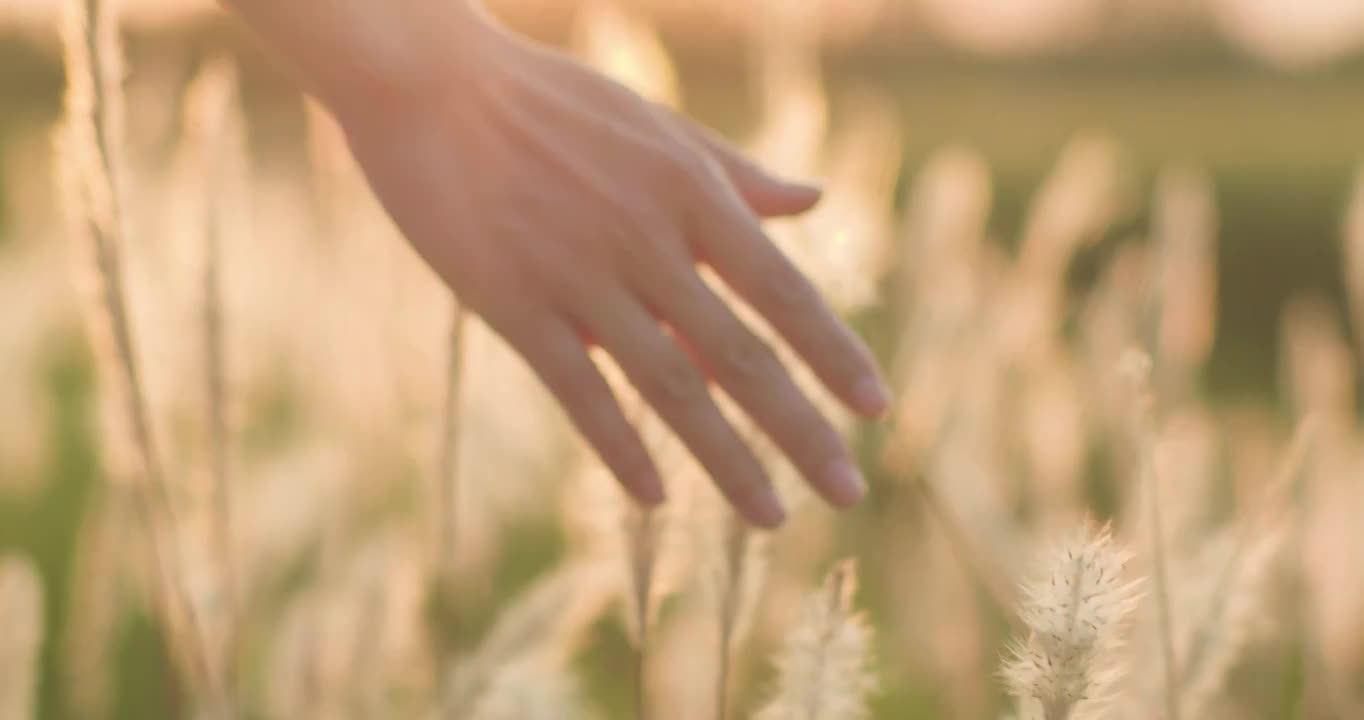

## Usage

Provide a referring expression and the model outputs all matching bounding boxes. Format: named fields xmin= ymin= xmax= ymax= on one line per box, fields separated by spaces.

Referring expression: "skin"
xmin=223 ymin=0 xmax=891 ymax=528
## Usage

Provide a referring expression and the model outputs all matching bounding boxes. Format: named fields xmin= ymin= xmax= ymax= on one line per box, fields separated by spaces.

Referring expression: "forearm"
xmin=220 ymin=0 xmax=491 ymax=111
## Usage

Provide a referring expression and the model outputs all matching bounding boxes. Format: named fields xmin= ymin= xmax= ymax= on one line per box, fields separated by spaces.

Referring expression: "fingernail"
xmin=823 ymin=459 xmax=867 ymax=506
xmin=852 ymin=376 xmax=892 ymax=417
xmin=745 ymin=486 xmax=787 ymax=528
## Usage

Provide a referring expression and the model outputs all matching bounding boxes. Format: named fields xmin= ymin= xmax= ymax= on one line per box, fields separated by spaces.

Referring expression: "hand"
xmin=330 ymin=11 xmax=890 ymax=527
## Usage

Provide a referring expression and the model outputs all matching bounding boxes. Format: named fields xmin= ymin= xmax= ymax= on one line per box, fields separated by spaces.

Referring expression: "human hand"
xmin=330 ymin=9 xmax=890 ymax=528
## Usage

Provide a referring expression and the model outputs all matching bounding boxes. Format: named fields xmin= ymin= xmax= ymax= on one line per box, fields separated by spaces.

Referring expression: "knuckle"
xmin=825 ymin=325 xmax=876 ymax=380
xmin=767 ymin=389 xmax=836 ymax=455
xmin=716 ymin=454 xmax=771 ymax=500
xmin=646 ymin=148 xmax=703 ymax=190
xmin=527 ymin=248 xmax=601 ymax=305
xmin=798 ymin=418 xmax=846 ymax=463
xmin=641 ymin=350 xmax=706 ymax=406
xmin=756 ymin=271 xmax=820 ymax=315
xmin=614 ymin=226 xmax=671 ymax=275
xmin=542 ymin=358 xmax=596 ymax=403
xmin=716 ymin=332 xmax=775 ymax=384
xmin=603 ymin=204 xmax=687 ymax=278
xmin=608 ymin=443 xmax=654 ymax=480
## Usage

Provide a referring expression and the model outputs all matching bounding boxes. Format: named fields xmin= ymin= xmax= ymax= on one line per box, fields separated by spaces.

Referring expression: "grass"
xmin=2 ymin=3 xmax=1364 ymax=719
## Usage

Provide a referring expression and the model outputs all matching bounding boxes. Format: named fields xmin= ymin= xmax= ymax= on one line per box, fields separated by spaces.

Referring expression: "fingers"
xmin=672 ymin=117 xmax=822 ymax=218
xmin=689 ymin=189 xmax=892 ymax=420
xmin=508 ymin=314 xmax=665 ymax=506
xmin=635 ymin=269 xmax=867 ymax=507
xmin=577 ymin=291 xmax=787 ymax=528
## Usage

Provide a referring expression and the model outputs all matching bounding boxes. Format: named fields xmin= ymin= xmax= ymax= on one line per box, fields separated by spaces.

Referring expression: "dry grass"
xmin=0 ymin=1 xmax=1360 ymax=719
xmin=0 ymin=556 xmax=43 ymax=720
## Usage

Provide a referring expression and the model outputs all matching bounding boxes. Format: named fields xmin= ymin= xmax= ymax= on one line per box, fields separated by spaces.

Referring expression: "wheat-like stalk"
xmin=709 ymin=419 xmax=777 ymax=720
xmin=0 ymin=555 xmax=43 ymax=720
xmin=715 ymin=511 xmax=760 ymax=720
xmin=57 ymin=0 xmax=217 ymax=706
xmin=755 ymin=559 xmax=877 ymax=720
xmin=182 ymin=54 xmax=247 ymax=711
xmin=882 ymin=403 xmax=1021 ymax=630
xmin=1343 ymin=165 xmax=1364 ymax=359
xmin=1151 ymin=163 xmax=1217 ymax=400
xmin=1178 ymin=421 xmax=1313 ymax=702
xmin=615 ymin=396 xmax=667 ymax=720
xmin=1176 ymin=528 xmax=1285 ymax=717
xmin=1120 ymin=350 xmax=1181 ymax=720
xmin=624 ymin=500 xmax=660 ymax=720
xmin=60 ymin=490 xmax=125 ymax=717
xmin=434 ymin=303 xmax=468 ymax=715
xmin=1002 ymin=525 xmax=1144 ymax=720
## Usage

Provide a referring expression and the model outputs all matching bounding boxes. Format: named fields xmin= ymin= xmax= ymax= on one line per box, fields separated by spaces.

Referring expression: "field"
xmin=1 ymin=1 xmax=1363 ymax=719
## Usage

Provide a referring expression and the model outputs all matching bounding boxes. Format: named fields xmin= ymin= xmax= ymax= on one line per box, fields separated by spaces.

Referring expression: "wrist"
xmin=226 ymin=0 xmax=499 ymax=115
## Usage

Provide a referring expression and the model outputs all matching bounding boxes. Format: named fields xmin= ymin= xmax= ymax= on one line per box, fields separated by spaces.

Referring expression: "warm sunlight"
xmin=1 ymin=1 xmax=1362 ymax=719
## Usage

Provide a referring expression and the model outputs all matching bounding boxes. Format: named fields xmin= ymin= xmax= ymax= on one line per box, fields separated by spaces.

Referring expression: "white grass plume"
xmin=573 ymin=0 xmax=679 ymax=107
xmin=447 ymin=561 xmax=615 ymax=716
xmin=1018 ymin=133 xmax=1123 ymax=280
xmin=0 ymin=555 xmax=43 ymax=720
xmin=1000 ymin=133 xmax=1123 ymax=361
xmin=1280 ymin=296 xmax=1356 ymax=429
xmin=1151 ymin=163 xmax=1217 ymax=398
xmin=1002 ymin=525 xmax=1143 ymax=720
xmin=467 ymin=658 xmax=595 ymax=720
xmin=755 ymin=560 xmax=877 ymax=720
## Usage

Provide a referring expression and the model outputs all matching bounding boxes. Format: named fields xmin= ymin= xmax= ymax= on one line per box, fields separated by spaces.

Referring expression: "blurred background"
xmin=1 ymin=0 xmax=1363 ymax=718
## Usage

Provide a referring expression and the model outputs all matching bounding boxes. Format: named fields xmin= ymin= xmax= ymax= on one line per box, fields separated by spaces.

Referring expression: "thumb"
xmin=677 ymin=120 xmax=823 ymax=218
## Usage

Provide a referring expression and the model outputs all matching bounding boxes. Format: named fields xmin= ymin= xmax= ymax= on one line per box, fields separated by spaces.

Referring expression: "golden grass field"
xmin=1 ymin=0 xmax=1363 ymax=718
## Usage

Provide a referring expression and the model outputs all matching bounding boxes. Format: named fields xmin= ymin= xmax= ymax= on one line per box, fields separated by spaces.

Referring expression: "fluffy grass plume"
xmin=755 ymin=559 xmax=877 ymax=720
xmin=447 ymin=561 xmax=614 ymax=716
xmin=468 ymin=658 xmax=592 ymax=720
xmin=1151 ymin=163 xmax=1217 ymax=399
xmin=1002 ymin=525 xmax=1143 ymax=720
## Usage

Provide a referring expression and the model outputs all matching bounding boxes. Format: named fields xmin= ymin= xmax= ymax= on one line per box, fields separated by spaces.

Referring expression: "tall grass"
xmin=1001 ymin=526 xmax=1142 ymax=720
xmin=0 ymin=556 xmax=43 ymax=720
xmin=56 ymin=0 xmax=219 ymax=710
xmin=12 ymin=2 xmax=1364 ymax=719
xmin=755 ymin=561 xmax=876 ymax=720
xmin=435 ymin=304 xmax=468 ymax=715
